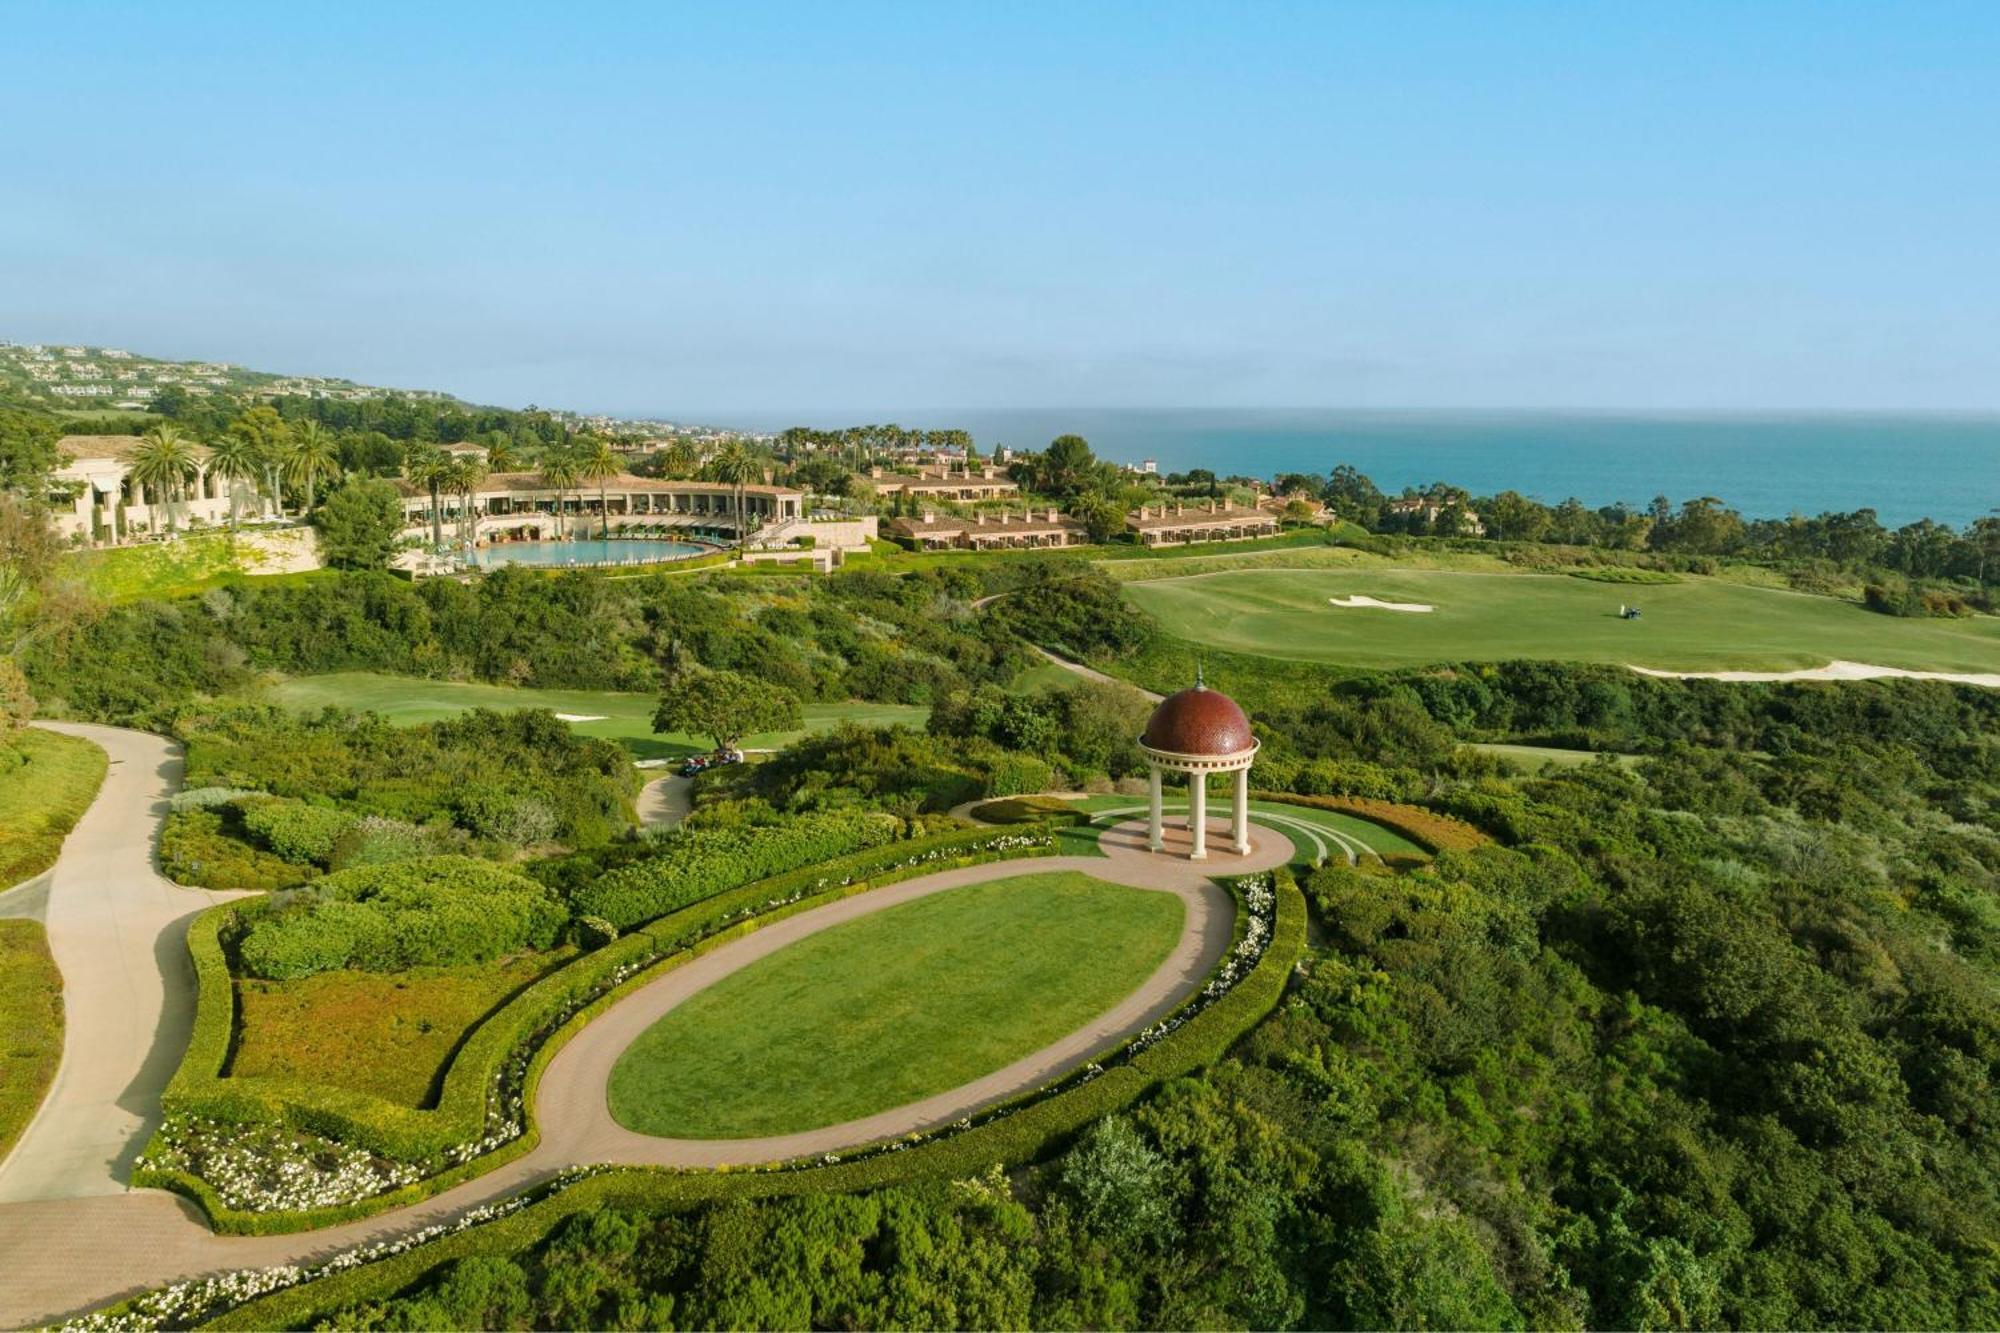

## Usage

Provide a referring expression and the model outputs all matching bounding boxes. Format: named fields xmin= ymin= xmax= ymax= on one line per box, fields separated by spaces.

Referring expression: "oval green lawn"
xmin=607 ymin=871 xmax=1186 ymax=1139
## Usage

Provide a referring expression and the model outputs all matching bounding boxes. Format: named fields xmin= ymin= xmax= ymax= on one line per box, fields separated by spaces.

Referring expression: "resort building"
xmin=890 ymin=508 xmax=1088 ymax=551
xmin=865 ymin=463 xmax=1019 ymax=502
xmin=397 ymin=471 xmax=806 ymax=544
xmin=1384 ymin=495 xmax=1486 ymax=535
xmin=1125 ymin=500 xmax=1280 ymax=547
xmin=48 ymin=434 xmax=252 ymax=543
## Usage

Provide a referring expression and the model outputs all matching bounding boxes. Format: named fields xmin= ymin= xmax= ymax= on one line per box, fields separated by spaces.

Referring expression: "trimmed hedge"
xmin=236 ymin=857 xmax=568 ymax=980
xmin=144 ymin=824 xmax=1064 ymax=1233
xmin=1251 ymin=789 xmax=1488 ymax=853
xmin=571 ymin=811 xmax=904 ymax=929
xmin=204 ymin=868 xmax=1305 ymax=1330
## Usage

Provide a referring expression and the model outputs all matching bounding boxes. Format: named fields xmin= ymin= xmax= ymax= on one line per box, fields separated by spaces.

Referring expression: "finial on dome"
xmin=1195 ymin=659 xmax=1205 ymax=689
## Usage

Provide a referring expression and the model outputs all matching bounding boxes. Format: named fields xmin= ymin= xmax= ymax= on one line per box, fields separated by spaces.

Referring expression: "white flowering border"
xmin=139 ymin=831 xmax=1058 ymax=1218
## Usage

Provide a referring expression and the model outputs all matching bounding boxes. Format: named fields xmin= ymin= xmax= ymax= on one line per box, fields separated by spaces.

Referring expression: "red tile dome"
xmin=1142 ymin=684 xmax=1254 ymax=756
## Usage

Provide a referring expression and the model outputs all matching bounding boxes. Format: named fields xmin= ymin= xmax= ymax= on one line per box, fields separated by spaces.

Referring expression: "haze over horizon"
xmin=7 ymin=1 xmax=1999 ymax=417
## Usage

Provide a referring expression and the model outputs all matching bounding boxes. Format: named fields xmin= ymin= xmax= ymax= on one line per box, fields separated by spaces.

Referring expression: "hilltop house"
xmin=889 ymin=507 xmax=1087 ymax=551
xmin=1126 ymin=500 xmax=1280 ymax=547
xmin=48 ymin=435 xmax=249 ymax=543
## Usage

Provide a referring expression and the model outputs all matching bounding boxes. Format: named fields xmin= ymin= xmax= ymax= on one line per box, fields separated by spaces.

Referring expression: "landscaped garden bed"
xmin=137 ymin=823 xmax=1064 ymax=1232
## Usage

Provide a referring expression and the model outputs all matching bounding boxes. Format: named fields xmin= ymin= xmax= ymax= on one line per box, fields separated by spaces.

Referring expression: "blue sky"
xmin=4 ymin=1 xmax=1998 ymax=415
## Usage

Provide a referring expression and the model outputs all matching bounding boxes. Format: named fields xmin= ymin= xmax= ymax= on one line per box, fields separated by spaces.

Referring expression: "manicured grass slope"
xmin=0 ymin=729 xmax=108 ymax=891
xmin=1067 ymin=793 xmax=1430 ymax=860
xmin=230 ymin=950 xmax=575 ymax=1108
xmin=1124 ymin=567 xmax=2000 ymax=673
xmin=0 ymin=920 xmax=63 ymax=1163
xmin=607 ymin=871 xmax=1185 ymax=1138
xmin=266 ymin=672 xmax=928 ymax=759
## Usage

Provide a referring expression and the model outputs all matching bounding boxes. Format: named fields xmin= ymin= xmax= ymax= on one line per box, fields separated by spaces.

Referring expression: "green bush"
xmin=236 ymin=857 xmax=568 ymax=979
xmin=158 ymin=809 xmax=313 ymax=891
xmin=206 ymin=865 xmax=1304 ymax=1329
xmin=239 ymin=798 xmax=359 ymax=866
xmin=571 ymin=811 xmax=905 ymax=929
xmin=328 ymin=815 xmax=449 ymax=870
xmin=168 ymin=785 xmax=261 ymax=813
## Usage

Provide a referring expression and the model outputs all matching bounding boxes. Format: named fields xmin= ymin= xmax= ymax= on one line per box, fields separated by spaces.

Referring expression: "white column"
xmin=1188 ymin=771 xmax=1207 ymax=860
xmin=1147 ymin=765 xmax=1164 ymax=851
xmin=1232 ymin=765 xmax=1251 ymax=854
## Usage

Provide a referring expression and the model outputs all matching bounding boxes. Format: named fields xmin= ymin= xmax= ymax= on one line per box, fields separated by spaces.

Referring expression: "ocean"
xmin=723 ymin=409 xmax=2000 ymax=530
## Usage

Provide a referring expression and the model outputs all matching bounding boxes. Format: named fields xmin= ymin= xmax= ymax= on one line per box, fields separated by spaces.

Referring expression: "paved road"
xmin=0 ymin=720 xmax=1284 ymax=1326
xmin=0 ymin=723 xmax=245 ymax=1205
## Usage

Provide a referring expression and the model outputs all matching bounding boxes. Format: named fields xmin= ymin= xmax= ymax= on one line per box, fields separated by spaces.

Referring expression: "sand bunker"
xmin=554 ymin=712 xmax=609 ymax=722
xmin=1328 ymin=594 xmax=1434 ymax=613
xmin=1630 ymin=660 xmax=2000 ymax=689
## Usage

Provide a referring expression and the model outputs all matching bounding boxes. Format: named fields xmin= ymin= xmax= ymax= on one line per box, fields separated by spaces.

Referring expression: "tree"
xmin=204 ymin=431 xmax=262 ymax=531
xmin=311 ymin=477 xmax=404 ymax=570
xmin=127 ymin=424 xmax=200 ymax=534
xmin=709 ymin=439 xmax=758 ymax=553
xmin=653 ymin=667 xmax=802 ymax=751
xmin=0 ymin=407 xmax=62 ymax=493
xmin=403 ymin=444 xmax=452 ymax=549
xmin=0 ymin=656 xmax=33 ymax=741
xmin=284 ymin=419 xmax=342 ymax=514
xmin=541 ymin=444 xmax=580 ymax=540
xmin=447 ymin=455 xmax=490 ymax=550
xmin=578 ymin=437 xmax=621 ymax=538
xmin=1038 ymin=434 xmax=1097 ymax=498
xmin=227 ymin=405 xmax=292 ymax=517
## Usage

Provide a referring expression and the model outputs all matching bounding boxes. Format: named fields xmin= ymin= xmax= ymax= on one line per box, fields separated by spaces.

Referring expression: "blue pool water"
xmin=473 ymin=539 xmax=713 ymax=569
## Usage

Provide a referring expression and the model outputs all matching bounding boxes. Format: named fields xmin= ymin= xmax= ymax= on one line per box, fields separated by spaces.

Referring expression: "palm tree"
xmin=403 ymin=444 xmax=452 ymax=549
xmin=128 ymin=425 xmax=201 ymax=536
xmin=658 ymin=440 xmax=698 ymax=479
xmin=284 ymin=420 xmax=341 ymax=515
xmin=204 ymin=432 xmax=262 ymax=531
xmin=485 ymin=434 xmax=519 ymax=474
xmin=578 ymin=438 xmax=622 ymax=539
xmin=447 ymin=455 xmax=489 ymax=552
xmin=540 ymin=445 xmax=581 ymax=541
xmin=709 ymin=439 xmax=757 ymax=554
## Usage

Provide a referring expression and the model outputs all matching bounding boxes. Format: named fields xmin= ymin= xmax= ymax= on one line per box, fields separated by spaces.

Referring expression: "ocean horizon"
xmin=702 ymin=409 xmax=2000 ymax=530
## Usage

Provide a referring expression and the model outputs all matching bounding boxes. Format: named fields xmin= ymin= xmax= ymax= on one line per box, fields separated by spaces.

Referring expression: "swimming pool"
xmin=472 ymin=539 xmax=715 ymax=569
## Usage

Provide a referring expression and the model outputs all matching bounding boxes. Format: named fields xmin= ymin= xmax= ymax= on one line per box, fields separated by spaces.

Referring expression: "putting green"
xmin=1125 ymin=568 xmax=2000 ymax=674
xmin=606 ymin=871 xmax=1184 ymax=1139
xmin=264 ymin=672 xmax=928 ymax=759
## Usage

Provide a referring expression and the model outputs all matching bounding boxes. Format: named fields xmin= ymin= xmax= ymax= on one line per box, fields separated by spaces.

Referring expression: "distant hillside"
xmin=0 ymin=339 xmax=469 ymax=415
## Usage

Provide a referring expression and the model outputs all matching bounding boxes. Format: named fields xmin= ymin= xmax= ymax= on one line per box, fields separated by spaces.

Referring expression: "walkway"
xmin=0 ymin=727 xmax=1287 ymax=1326
xmin=0 ymin=723 xmax=245 ymax=1205
xmin=635 ymin=773 xmax=692 ymax=829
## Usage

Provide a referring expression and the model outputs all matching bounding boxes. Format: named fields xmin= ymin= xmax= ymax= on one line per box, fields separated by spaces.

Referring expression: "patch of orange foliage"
xmin=1253 ymin=792 xmax=1489 ymax=854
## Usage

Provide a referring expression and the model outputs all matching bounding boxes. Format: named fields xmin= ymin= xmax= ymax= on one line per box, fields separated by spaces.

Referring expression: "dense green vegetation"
xmin=236 ymin=858 xmax=569 ymax=980
xmin=0 ymin=919 xmax=62 ymax=1163
xmin=0 ymin=726 xmax=106 ymax=890
xmin=607 ymin=871 xmax=1185 ymax=1138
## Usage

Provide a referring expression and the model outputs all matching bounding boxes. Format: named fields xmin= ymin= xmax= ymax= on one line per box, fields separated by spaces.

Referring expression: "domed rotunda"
xmin=1137 ymin=671 xmax=1259 ymax=860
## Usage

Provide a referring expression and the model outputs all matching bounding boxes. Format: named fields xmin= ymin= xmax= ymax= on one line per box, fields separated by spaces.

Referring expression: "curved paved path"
xmin=0 ymin=723 xmax=246 ymax=1205
xmin=0 ymin=728 xmax=1287 ymax=1326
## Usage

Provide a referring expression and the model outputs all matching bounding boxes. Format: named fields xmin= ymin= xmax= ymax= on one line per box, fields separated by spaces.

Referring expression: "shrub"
xmin=169 ymin=786 xmax=262 ymax=813
xmin=240 ymin=799 xmax=359 ymax=866
xmin=981 ymin=752 xmax=1058 ymax=797
xmin=159 ymin=809 xmax=314 ymax=892
xmin=328 ymin=815 xmax=449 ymax=870
xmin=453 ymin=787 xmax=559 ymax=846
xmin=571 ymin=811 xmax=905 ymax=929
xmin=236 ymin=857 xmax=568 ymax=979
